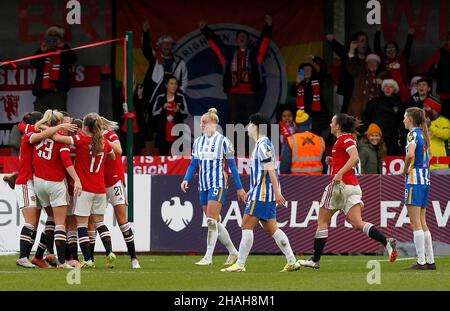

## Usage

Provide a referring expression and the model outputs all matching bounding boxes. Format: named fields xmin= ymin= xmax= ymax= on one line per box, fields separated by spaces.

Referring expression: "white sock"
xmin=272 ymin=229 xmax=296 ymax=263
xmin=204 ymin=217 xmax=218 ymax=260
xmin=236 ymin=229 xmax=253 ymax=267
xmin=413 ymin=230 xmax=426 ymax=265
xmin=217 ymin=222 xmax=238 ymax=254
xmin=424 ymin=230 xmax=435 ymax=264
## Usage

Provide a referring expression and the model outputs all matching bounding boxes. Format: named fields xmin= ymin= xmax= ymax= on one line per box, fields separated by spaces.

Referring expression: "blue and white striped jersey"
xmin=406 ymin=128 xmax=430 ymax=185
xmin=249 ymin=136 xmax=279 ymax=202
xmin=192 ymin=131 xmax=234 ymax=191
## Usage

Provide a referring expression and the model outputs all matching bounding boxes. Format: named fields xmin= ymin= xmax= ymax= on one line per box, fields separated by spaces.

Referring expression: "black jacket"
xmin=289 ymin=56 xmax=330 ymax=131
xmin=30 ymin=44 xmax=77 ymax=96
xmin=152 ymin=92 xmax=188 ymax=139
xmin=362 ymin=94 xmax=406 ymax=155
xmin=201 ymin=24 xmax=272 ymax=94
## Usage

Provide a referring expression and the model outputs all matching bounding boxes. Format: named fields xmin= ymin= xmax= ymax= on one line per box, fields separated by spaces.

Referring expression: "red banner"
xmin=1 ymin=155 xmax=449 ymax=175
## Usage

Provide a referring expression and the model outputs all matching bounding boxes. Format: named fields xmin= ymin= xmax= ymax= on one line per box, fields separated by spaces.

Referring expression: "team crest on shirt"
xmin=30 ymin=195 xmax=36 ymax=202
xmin=393 ymin=106 xmax=399 ymax=113
xmin=227 ymin=143 xmax=234 ymax=154
xmin=407 ymin=133 xmax=415 ymax=142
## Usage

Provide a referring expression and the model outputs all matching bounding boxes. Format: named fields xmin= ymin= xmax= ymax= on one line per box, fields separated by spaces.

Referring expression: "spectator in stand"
xmin=117 ymin=77 xmax=148 ymax=156
xmin=198 ymin=15 xmax=272 ymax=126
xmin=347 ymin=50 xmax=389 ymax=118
xmin=423 ymin=96 xmax=450 ymax=174
xmin=374 ymin=26 xmax=414 ymax=102
xmin=141 ymin=21 xmax=188 ymax=151
xmin=280 ymin=111 xmax=326 ymax=175
xmin=362 ymin=79 xmax=405 ymax=156
xmin=152 ymin=75 xmax=188 ymax=155
xmin=357 ymin=123 xmax=387 ymax=174
xmin=407 ymin=78 xmax=432 ymax=109
xmin=409 ymin=76 xmax=423 ymax=96
xmin=277 ymin=104 xmax=297 ymax=148
xmin=31 ymin=26 xmax=77 ymax=113
xmin=290 ymin=52 xmax=331 ymax=136
xmin=424 ymin=31 xmax=450 ymax=118
xmin=325 ymin=31 xmax=370 ymax=114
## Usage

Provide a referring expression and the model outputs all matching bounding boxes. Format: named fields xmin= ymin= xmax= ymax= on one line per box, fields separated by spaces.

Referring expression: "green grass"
xmin=0 ymin=255 xmax=449 ymax=291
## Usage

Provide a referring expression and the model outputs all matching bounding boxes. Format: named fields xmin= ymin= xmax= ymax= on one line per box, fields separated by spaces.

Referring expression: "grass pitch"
xmin=0 ymin=255 xmax=449 ymax=291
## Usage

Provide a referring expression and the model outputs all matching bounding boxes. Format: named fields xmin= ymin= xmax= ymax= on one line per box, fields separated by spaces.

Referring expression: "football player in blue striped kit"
xmin=181 ymin=108 xmax=246 ymax=265
xmin=402 ymin=107 xmax=436 ymax=270
xmin=221 ymin=113 xmax=298 ymax=272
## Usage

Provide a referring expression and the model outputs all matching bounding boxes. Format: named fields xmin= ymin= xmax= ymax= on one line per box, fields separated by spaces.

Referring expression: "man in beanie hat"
xmin=357 ymin=123 xmax=387 ymax=174
xmin=423 ymin=96 xmax=450 ymax=174
xmin=407 ymin=78 xmax=431 ymax=109
xmin=31 ymin=25 xmax=77 ymax=113
xmin=141 ymin=21 xmax=188 ymax=149
xmin=362 ymin=78 xmax=405 ymax=155
xmin=280 ymin=111 xmax=326 ymax=175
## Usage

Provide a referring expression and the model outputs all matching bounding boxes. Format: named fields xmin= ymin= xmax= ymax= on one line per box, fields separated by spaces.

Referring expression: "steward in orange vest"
xmin=280 ymin=111 xmax=326 ymax=175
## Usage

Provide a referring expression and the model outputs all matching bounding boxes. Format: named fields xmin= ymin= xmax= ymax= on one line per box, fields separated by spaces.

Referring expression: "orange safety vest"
xmin=287 ymin=132 xmax=325 ymax=175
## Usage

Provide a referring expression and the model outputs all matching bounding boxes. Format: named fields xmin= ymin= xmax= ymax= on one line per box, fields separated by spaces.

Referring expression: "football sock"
xmin=88 ymin=230 xmax=96 ymax=261
xmin=204 ymin=217 xmax=218 ymax=260
xmin=77 ymin=225 xmax=91 ymax=261
xmin=45 ymin=217 xmax=55 ymax=254
xmin=54 ymin=225 xmax=67 ymax=264
xmin=67 ymin=231 xmax=79 ymax=261
xmin=217 ymin=221 xmax=238 ymax=254
xmin=413 ymin=230 xmax=426 ymax=265
xmin=364 ymin=223 xmax=387 ymax=246
xmin=236 ymin=229 xmax=253 ymax=267
xmin=312 ymin=229 xmax=328 ymax=262
xmin=424 ymin=230 xmax=435 ymax=264
xmin=119 ymin=222 xmax=137 ymax=259
xmin=19 ymin=223 xmax=35 ymax=259
xmin=95 ymin=222 xmax=112 ymax=256
xmin=272 ymin=229 xmax=296 ymax=263
xmin=35 ymin=232 xmax=47 ymax=259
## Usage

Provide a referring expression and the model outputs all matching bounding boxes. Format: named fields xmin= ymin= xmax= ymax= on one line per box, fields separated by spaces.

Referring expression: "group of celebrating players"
xmin=9 ymin=105 xmax=436 ymax=272
xmin=8 ymin=109 xmax=140 ymax=269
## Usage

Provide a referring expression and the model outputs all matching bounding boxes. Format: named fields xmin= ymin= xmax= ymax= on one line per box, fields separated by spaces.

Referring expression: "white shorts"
xmin=73 ymin=191 xmax=107 ymax=217
xmin=319 ymin=182 xmax=363 ymax=215
xmin=15 ymin=180 xmax=41 ymax=209
xmin=34 ymin=177 xmax=69 ymax=208
xmin=106 ymin=180 xmax=128 ymax=207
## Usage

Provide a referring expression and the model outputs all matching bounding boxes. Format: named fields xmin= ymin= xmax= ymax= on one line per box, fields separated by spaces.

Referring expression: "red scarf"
xmin=165 ymin=100 xmax=178 ymax=142
xmin=42 ymin=54 xmax=61 ymax=90
xmin=296 ymin=80 xmax=321 ymax=112
xmin=231 ymin=49 xmax=252 ymax=92
xmin=279 ymin=121 xmax=297 ymax=143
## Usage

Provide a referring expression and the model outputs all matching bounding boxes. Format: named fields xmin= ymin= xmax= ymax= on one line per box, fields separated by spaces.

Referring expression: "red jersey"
xmin=33 ymin=137 xmax=72 ymax=182
xmin=70 ymin=134 xmax=112 ymax=194
xmin=18 ymin=123 xmax=36 ymax=134
xmin=331 ymin=134 xmax=359 ymax=186
xmin=16 ymin=125 xmax=39 ymax=185
xmin=103 ymin=130 xmax=125 ymax=188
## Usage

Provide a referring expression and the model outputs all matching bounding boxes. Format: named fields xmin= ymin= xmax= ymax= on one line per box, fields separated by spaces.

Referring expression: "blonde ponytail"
xmin=99 ymin=116 xmax=119 ymax=131
xmin=83 ymin=113 xmax=104 ymax=155
xmin=35 ymin=109 xmax=63 ymax=130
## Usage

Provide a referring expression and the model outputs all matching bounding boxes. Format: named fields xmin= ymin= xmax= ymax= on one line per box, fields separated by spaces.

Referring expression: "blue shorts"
xmin=404 ymin=184 xmax=430 ymax=208
xmin=244 ymin=200 xmax=276 ymax=222
xmin=199 ymin=187 xmax=227 ymax=206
